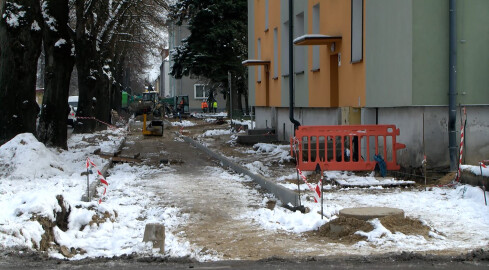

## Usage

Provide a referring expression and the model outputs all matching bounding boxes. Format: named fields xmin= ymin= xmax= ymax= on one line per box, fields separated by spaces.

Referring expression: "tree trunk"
xmin=0 ymin=0 xmax=43 ymax=145
xmin=93 ymin=67 xmax=111 ymax=130
xmin=111 ymin=81 xmax=121 ymax=113
xmin=37 ymin=0 xmax=75 ymax=150
xmin=112 ymin=54 xmax=125 ymax=113
xmin=73 ymin=1 xmax=97 ymax=133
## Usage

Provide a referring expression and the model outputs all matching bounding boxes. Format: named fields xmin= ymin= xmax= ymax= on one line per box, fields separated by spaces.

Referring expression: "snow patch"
xmin=171 ymin=120 xmax=196 ymax=127
xmin=335 ymin=176 xmax=415 ymax=187
xmin=0 ymin=133 xmax=65 ymax=179
xmin=41 ymin=1 xmax=57 ymax=32
xmin=355 ymin=219 xmax=427 ymax=248
xmin=4 ymin=2 xmax=25 ymax=28
xmin=199 ymin=129 xmax=232 ymax=137
xmin=461 ymin=164 xmax=489 ymax=177
xmin=55 ymin=39 xmax=67 ymax=48
xmin=31 ymin=20 xmax=41 ymax=31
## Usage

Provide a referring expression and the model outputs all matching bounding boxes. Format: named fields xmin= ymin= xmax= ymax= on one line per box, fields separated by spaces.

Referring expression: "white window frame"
xmin=194 ymin=84 xmax=209 ymax=99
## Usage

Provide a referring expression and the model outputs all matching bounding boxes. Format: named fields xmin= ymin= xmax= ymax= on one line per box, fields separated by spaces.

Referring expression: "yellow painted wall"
xmin=307 ymin=0 xmax=366 ymax=108
xmin=254 ymin=0 xmax=282 ymax=107
xmin=254 ymin=0 xmax=266 ymax=106
xmin=253 ymin=0 xmax=365 ymax=108
xmin=268 ymin=0 xmax=282 ymax=107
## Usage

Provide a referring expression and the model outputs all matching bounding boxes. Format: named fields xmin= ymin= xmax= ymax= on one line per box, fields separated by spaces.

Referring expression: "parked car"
xmin=68 ymin=96 xmax=78 ymax=127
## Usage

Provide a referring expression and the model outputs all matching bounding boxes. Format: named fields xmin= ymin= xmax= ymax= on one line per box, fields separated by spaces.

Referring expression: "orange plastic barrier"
xmin=291 ymin=125 xmax=406 ymax=172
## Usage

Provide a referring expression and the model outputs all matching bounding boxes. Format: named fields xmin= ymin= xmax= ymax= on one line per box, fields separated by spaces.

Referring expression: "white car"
xmin=68 ymin=96 xmax=78 ymax=127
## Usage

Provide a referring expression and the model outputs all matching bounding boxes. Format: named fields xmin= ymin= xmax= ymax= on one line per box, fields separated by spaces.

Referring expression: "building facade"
xmin=247 ymin=0 xmax=489 ymax=168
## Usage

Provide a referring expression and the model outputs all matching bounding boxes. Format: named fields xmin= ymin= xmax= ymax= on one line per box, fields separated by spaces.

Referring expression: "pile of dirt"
xmin=315 ymin=215 xmax=431 ymax=244
xmin=316 ymin=216 xmax=373 ymax=244
xmin=30 ymin=195 xmax=117 ymax=257
xmin=380 ymin=215 xmax=431 ymax=238
xmin=436 ymin=172 xmax=456 ymax=186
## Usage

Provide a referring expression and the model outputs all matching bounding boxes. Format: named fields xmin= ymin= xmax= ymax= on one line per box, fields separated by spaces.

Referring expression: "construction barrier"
xmin=291 ymin=125 xmax=406 ymax=172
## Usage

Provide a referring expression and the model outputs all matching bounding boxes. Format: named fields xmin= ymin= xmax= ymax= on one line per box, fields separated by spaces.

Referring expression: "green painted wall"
xmin=366 ymin=0 xmax=489 ymax=107
xmin=293 ymin=0 xmax=309 ymax=107
xmin=280 ymin=0 xmax=290 ymax=107
xmin=412 ymin=0 xmax=448 ymax=105
xmin=365 ymin=0 xmax=413 ymax=107
xmin=248 ymin=0 xmax=256 ymax=106
xmin=457 ymin=0 xmax=489 ymax=104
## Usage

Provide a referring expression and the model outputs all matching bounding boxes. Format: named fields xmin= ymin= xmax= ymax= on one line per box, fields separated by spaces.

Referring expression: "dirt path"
xmin=118 ymin=117 xmax=477 ymax=260
xmin=120 ymin=118 xmax=338 ymax=260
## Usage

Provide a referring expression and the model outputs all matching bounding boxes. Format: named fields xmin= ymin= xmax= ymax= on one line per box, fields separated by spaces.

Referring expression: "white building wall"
xmin=255 ymin=105 xmax=489 ymax=169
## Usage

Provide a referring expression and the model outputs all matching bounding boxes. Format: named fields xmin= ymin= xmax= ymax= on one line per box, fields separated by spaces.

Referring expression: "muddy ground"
xmin=115 ymin=115 xmax=458 ymax=259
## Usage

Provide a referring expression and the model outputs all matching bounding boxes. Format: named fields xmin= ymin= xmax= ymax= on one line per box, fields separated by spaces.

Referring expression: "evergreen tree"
xmin=169 ymin=0 xmax=248 ymax=115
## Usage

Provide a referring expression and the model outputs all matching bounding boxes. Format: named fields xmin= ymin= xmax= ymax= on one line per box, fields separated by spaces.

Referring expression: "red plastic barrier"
xmin=291 ymin=125 xmax=406 ymax=172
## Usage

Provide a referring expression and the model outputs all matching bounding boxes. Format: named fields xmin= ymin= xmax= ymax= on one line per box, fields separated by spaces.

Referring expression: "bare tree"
xmin=0 ymin=0 xmax=43 ymax=145
xmin=37 ymin=0 xmax=75 ymax=149
xmin=74 ymin=0 xmax=168 ymax=133
xmin=0 ymin=0 xmax=170 ymax=144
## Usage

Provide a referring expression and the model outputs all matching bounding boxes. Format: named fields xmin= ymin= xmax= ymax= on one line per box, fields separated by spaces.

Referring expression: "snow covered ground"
xmin=1 ymin=125 xmax=489 ymax=261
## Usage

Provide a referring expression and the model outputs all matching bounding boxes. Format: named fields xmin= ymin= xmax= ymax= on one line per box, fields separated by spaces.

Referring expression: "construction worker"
xmin=212 ymin=100 xmax=217 ymax=113
xmin=177 ymin=98 xmax=183 ymax=122
xmin=201 ymin=100 xmax=208 ymax=113
xmin=179 ymin=98 xmax=184 ymax=109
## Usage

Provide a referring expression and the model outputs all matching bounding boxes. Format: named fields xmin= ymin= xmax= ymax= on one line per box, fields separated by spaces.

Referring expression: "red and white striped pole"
xmin=86 ymin=157 xmax=109 ymax=204
xmin=297 ymin=168 xmax=321 ymax=203
xmin=456 ymin=107 xmax=466 ymax=182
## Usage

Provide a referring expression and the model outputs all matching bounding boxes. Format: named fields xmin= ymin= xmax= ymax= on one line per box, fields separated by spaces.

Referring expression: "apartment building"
xmin=246 ymin=0 xmax=489 ymax=168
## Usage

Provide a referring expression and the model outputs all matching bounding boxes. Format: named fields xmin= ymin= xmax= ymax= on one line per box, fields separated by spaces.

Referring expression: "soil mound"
xmin=317 ymin=216 xmax=373 ymax=243
xmin=436 ymin=172 xmax=456 ymax=186
xmin=380 ymin=215 xmax=431 ymax=238
xmin=316 ymin=215 xmax=431 ymax=244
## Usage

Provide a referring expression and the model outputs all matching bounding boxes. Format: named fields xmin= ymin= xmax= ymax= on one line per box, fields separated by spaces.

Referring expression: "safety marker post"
xmin=85 ymin=159 xmax=91 ymax=202
xmin=456 ymin=107 xmax=467 ymax=182
xmin=86 ymin=157 xmax=109 ymax=204
xmin=297 ymin=168 xmax=321 ymax=204
xmin=480 ymin=161 xmax=487 ymax=206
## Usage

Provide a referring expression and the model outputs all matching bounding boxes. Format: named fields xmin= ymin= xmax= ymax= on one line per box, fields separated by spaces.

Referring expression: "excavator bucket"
xmin=142 ymin=114 xmax=163 ymax=136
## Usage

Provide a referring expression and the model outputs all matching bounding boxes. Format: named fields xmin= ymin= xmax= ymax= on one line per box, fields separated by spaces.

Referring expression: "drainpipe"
xmin=448 ymin=0 xmax=457 ymax=171
xmin=289 ymin=0 xmax=301 ymax=131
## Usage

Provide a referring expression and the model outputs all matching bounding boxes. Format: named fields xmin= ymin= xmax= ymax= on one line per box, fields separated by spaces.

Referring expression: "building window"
xmin=257 ymin=38 xmax=262 ymax=82
xmin=281 ymin=21 xmax=289 ymax=76
xmin=312 ymin=4 xmax=320 ymax=70
xmin=294 ymin=12 xmax=305 ymax=73
xmin=194 ymin=84 xmax=209 ymax=99
xmin=265 ymin=0 xmax=269 ymax=31
xmin=351 ymin=0 xmax=363 ymax=63
xmin=273 ymin=28 xmax=278 ymax=78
